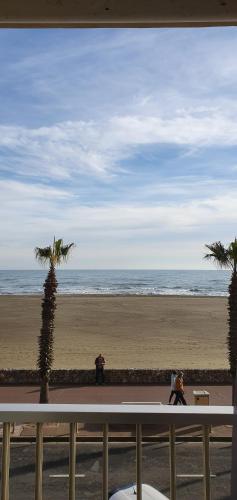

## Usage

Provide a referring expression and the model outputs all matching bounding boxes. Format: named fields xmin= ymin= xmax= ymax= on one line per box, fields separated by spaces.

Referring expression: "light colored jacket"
xmin=171 ymin=373 xmax=177 ymax=391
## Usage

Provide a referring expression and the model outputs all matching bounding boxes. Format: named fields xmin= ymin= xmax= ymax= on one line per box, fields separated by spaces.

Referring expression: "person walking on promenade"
xmin=95 ymin=353 xmax=105 ymax=385
xmin=173 ymin=371 xmax=187 ymax=405
xmin=168 ymin=370 xmax=177 ymax=404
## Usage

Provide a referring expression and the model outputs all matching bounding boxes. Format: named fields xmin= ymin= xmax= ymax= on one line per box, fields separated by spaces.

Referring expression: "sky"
xmin=1 ymin=27 xmax=237 ymax=269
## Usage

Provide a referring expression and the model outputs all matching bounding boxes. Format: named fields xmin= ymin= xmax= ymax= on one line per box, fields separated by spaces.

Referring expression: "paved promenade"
xmin=0 ymin=384 xmax=232 ymax=439
xmin=0 ymin=384 xmax=232 ymax=405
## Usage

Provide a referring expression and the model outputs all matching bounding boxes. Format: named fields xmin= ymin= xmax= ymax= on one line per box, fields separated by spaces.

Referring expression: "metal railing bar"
xmin=203 ymin=424 xmax=211 ymax=500
xmin=169 ymin=424 xmax=176 ymax=500
xmin=1 ymin=422 xmax=10 ymax=500
xmin=69 ymin=422 xmax=77 ymax=500
xmin=35 ymin=423 xmax=43 ymax=500
xmin=0 ymin=409 xmax=233 ymax=500
xmin=136 ymin=423 xmax=142 ymax=500
xmin=103 ymin=423 xmax=109 ymax=500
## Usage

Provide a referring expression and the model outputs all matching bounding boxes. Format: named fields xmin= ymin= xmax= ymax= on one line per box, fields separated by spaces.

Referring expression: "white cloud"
xmin=1 ymin=105 xmax=237 ymax=182
xmin=111 ymin=110 xmax=237 ymax=147
xmin=0 ymin=122 xmax=113 ymax=180
xmin=1 ymin=174 xmax=237 ymax=268
xmin=1 ymin=178 xmax=237 ymax=238
xmin=0 ymin=180 xmax=71 ymax=238
xmin=0 ymin=179 xmax=70 ymax=200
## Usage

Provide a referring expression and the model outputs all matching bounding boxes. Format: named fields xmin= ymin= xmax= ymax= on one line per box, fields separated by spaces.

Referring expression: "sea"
xmin=0 ymin=269 xmax=231 ymax=296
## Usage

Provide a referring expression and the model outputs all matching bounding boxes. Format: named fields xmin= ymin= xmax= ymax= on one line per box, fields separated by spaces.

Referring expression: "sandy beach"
xmin=0 ymin=295 xmax=228 ymax=369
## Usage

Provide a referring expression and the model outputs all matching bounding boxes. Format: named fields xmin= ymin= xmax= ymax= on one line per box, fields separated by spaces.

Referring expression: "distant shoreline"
xmin=0 ymin=293 xmax=228 ymax=298
xmin=0 ymin=269 xmax=229 ymax=296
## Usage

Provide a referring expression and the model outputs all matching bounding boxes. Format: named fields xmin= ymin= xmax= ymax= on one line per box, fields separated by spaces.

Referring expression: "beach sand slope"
xmin=0 ymin=295 xmax=228 ymax=369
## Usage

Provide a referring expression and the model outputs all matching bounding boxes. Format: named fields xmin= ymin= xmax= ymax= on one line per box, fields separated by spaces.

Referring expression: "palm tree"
xmin=204 ymin=239 xmax=237 ymax=403
xmin=35 ymin=237 xmax=74 ymax=403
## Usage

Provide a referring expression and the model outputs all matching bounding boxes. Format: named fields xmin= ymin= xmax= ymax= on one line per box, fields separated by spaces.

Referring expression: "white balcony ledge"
xmin=0 ymin=403 xmax=234 ymax=425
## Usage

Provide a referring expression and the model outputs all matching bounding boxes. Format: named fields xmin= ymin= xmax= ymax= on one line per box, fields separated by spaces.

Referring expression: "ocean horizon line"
xmin=0 ymin=269 xmax=230 ymax=296
xmin=0 ymin=268 xmax=229 ymax=272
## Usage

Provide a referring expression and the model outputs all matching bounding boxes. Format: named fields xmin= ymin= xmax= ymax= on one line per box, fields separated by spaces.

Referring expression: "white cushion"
xmin=110 ymin=483 xmax=169 ymax=499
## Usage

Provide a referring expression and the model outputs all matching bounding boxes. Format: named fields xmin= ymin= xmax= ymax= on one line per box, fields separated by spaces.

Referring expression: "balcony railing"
xmin=0 ymin=403 xmax=235 ymax=500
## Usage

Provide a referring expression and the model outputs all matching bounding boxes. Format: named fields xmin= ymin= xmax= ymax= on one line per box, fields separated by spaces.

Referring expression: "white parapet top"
xmin=0 ymin=403 xmax=235 ymax=425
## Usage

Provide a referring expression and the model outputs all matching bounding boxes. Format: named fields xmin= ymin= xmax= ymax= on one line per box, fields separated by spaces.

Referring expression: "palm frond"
xmin=35 ymin=239 xmax=75 ymax=266
xmin=51 ymin=239 xmax=75 ymax=264
xmin=35 ymin=246 xmax=52 ymax=265
xmin=53 ymin=238 xmax=63 ymax=262
xmin=204 ymin=241 xmax=232 ymax=269
xmin=60 ymin=243 xmax=75 ymax=261
xmin=228 ymin=239 xmax=237 ymax=270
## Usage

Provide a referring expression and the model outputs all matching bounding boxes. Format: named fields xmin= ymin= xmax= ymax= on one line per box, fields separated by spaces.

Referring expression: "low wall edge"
xmin=0 ymin=369 xmax=232 ymax=385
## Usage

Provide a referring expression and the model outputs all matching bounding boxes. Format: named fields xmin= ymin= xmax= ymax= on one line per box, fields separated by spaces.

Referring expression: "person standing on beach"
xmin=168 ymin=370 xmax=177 ymax=404
xmin=95 ymin=353 xmax=105 ymax=385
xmin=173 ymin=371 xmax=187 ymax=405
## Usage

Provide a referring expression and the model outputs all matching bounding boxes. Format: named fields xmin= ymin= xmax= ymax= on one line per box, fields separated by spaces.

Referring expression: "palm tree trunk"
xmin=38 ymin=263 xmax=58 ymax=404
xmin=39 ymin=377 xmax=49 ymax=404
xmin=228 ymin=271 xmax=237 ymax=405
xmin=231 ymin=368 xmax=237 ymax=498
xmin=232 ymin=375 xmax=236 ymax=406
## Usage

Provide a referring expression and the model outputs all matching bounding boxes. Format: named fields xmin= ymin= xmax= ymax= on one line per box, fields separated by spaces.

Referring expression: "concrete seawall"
xmin=0 ymin=369 xmax=232 ymax=385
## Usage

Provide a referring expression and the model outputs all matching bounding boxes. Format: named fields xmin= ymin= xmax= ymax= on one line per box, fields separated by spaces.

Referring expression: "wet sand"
xmin=0 ymin=295 xmax=228 ymax=369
